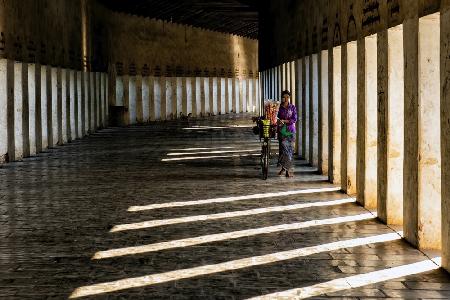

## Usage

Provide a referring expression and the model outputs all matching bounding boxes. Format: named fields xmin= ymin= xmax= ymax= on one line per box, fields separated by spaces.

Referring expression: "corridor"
xmin=1 ymin=114 xmax=450 ymax=299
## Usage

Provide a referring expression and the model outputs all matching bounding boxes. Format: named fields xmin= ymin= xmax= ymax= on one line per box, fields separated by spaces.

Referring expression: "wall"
xmin=259 ymin=0 xmax=442 ymax=70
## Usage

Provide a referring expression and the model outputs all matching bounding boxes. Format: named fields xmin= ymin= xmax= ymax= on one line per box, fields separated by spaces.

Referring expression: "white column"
xmin=89 ymin=72 xmax=95 ymax=130
xmin=195 ymin=77 xmax=202 ymax=116
xmin=320 ymin=51 xmax=329 ymax=176
xmin=241 ymin=78 xmax=247 ymax=113
xmin=186 ymin=77 xmax=193 ymax=115
xmin=142 ymin=76 xmax=150 ymax=122
xmin=233 ymin=78 xmax=239 ymax=113
xmin=365 ymin=34 xmax=378 ymax=209
xmin=83 ymin=71 xmax=89 ymax=134
xmin=61 ymin=69 xmax=68 ymax=144
xmin=312 ymin=54 xmax=319 ymax=167
xmin=28 ymin=64 xmax=37 ymax=155
xmin=220 ymin=78 xmax=226 ymax=114
xmin=14 ymin=62 xmax=25 ymax=159
xmin=387 ymin=25 xmax=405 ymax=225
xmin=135 ymin=75 xmax=143 ymax=123
xmin=0 ymin=59 xmax=10 ymax=162
xmin=129 ymin=76 xmax=137 ymax=124
xmin=304 ymin=57 xmax=310 ymax=163
xmin=95 ymin=72 xmax=100 ymax=128
xmin=200 ymin=77 xmax=206 ymax=116
xmin=213 ymin=77 xmax=218 ymax=115
xmin=347 ymin=42 xmax=358 ymax=196
xmin=176 ymin=77 xmax=182 ymax=118
xmin=418 ymin=14 xmax=441 ymax=249
xmin=69 ymin=70 xmax=76 ymax=140
xmin=332 ymin=47 xmax=342 ymax=185
xmin=154 ymin=76 xmax=162 ymax=121
xmin=296 ymin=59 xmax=302 ymax=158
xmin=40 ymin=66 xmax=49 ymax=149
xmin=227 ymin=78 xmax=233 ymax=113
xmin=51 ymin=67 xmax=61 ymax=147
xmin=148 ymin=76 xmax=155 ymax=121
xmin=76 ymin=71 xmax=82 ymax=138
xmin=181 ymin=77 xmax=187 ymax=116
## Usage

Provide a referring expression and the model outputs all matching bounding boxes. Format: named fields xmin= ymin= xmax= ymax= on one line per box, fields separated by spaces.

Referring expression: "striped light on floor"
xmin=96 ymin=207 xmax=366 ymax=259
xmin=70 ymin=231 xmax=401 ymax=298
xmin=112 ymin=199 xmax=358 ymax=232
xmin=247 ymin=257 xmax=441 ymax=299
xmin=128 ymin=187 xmax=341 ymax=212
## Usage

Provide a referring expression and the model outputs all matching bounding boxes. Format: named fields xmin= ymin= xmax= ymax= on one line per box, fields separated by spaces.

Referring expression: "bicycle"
xmin=253 ymin=117 xmax=276 ymax=180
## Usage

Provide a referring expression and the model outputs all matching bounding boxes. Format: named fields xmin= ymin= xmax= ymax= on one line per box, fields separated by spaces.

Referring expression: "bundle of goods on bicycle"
xmin=264 ymin=99 xmax=280 ymax=125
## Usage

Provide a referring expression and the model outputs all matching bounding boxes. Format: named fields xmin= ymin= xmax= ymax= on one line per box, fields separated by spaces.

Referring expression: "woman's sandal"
xmin=278 ymin=169 xmax=285 ymax=176
xmin=285 ymin=171 xmax=294 ymax=178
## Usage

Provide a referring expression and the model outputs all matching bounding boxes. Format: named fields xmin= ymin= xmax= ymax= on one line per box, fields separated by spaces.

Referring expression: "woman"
xmin=277 ymin=90 xmax=297 ymax=178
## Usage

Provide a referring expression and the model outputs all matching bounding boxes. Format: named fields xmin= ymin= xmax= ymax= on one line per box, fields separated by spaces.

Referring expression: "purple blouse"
xmin=277 ymin=104 xmax=298 ymax=133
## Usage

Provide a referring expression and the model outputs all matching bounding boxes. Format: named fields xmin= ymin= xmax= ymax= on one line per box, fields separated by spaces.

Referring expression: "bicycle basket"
xmin=260 ymin=119 xmax=271 ymax=139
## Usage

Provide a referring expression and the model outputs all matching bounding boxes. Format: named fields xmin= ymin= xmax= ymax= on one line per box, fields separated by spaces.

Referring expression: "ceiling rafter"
xmin=97 ymin=0 xmax=259 ymax=39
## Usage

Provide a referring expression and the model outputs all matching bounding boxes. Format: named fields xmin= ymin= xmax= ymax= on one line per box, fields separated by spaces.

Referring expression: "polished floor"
xmin=1 ymin=114 xmax=450 ymax=299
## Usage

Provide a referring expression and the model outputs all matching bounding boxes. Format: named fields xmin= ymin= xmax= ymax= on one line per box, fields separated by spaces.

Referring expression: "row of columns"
xmin=260 ymin=57 xmax=327 ymax=176
xmin=261 ymin=11 xmax=450 ymax=272
xmin=115 ymin=76 xmax=260 ymax=124
xmin=0 ymin=59 xmax=108 ymax=163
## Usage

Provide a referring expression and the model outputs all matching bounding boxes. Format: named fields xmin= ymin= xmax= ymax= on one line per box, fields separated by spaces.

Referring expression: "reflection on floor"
xmin=1 ymin=113 xmax=450 ymax=299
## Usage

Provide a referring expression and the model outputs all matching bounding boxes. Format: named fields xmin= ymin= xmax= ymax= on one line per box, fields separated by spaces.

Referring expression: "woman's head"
xmin=281 ymin=90 xmax=291 ymax=105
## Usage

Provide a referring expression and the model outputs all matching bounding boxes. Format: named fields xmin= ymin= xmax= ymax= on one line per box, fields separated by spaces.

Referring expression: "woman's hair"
xmin=281 ymin=90 xmax=291 ymax=97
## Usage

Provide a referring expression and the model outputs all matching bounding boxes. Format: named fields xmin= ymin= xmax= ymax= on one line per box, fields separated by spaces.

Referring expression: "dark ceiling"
xmin=97 ymin=0 xmax=259 ymax=39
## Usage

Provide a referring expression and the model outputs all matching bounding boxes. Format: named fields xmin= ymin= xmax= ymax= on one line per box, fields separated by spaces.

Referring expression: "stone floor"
xmin=1 ymin=113 xmax=450 ymax=299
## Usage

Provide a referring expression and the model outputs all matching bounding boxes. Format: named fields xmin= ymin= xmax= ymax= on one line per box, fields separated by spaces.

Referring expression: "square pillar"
xmin=378 ymin=25 xmax=405 ymax=225
xmin=129 ymin=76 xmax=137 ymax=124
xmin=195 ymin=77 xmax=202 ymax=117
xmin=96 ymin=72 xmax=101 ymax=127
xmin=89 ymin=72 xmax=95 ymax=131
xmin=154 ymin=76 xmax=163 ymax=121
xmin=28 ymin=64 xmax=38 ymax=155
xmin=14 ymin=62 xmax=26 ymax=159
xmin=122 ymin=75 xmax=130 ymax=124
xmin=136 ymin=75 xmax=143 ymax=123
xmin=61 ymin=69 xmax=68 ymax=144
xmin=233 ymin=77 xmax=239 ymax=113
xmin=41 ymin=66 xmax=50 ymax=149
xmin=181 ymin=77 xmax=188 ymax=116
xmin=416 ymin=13 xmax=441 ymax=249
xmin=227 ymin=78 xmax=232 ymax=113
xmin=220 ymin=78 xmax=226 ymax=114
xmin=346 ymin=42 xmax=358 ymax=196
xmin=0 ymin=59 xmax=12 ymax=162
xmin=304 ymin=57 xmax=310 ymax=163
xmin=83 ymin=71 xmax=89 ymax=134
xmin=290 ymin=61 xmax=296 ymax=102
xmin=69 ymin=70 xmax=76 ymax=140
xmin=362 ymin=34 xmax=378 ymax=209
xmin=332 ymin=46 xmax=342 ymax=185
xmin=200 ymin=77 xmax=206 ymax=116
xmin=142 ymin=76 xmax=150 ymax=122
xmin=76 ymin=71 xmax=82 ymax=138
xmin=211 ymin=77 xmax=217 ymax=115
xmin=186 ymin=77 xmax=193 ymax=115
xmin=77 ymin=71 xmax=84 ymax=137
xmin=147 ymin=76 xmax=155 ymax=121
xmin=341 ymin=45 xmax=348 ymax=193
xmin=241 ymin=78 xmax=246 ymax=113
xmin=312 ymin=54 xmax=319 ymax=167
xmin=320 ymin=50 xmax=329 ymax=176
xmin=441 ymin=4 xmax=450 ymax=273
xmin=295 ymin=59 xmax=302 ymax=157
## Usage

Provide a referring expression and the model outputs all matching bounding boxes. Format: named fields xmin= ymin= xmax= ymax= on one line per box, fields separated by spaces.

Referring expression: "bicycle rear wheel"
xmin=261 ymin=141 xmax=269 ymax=180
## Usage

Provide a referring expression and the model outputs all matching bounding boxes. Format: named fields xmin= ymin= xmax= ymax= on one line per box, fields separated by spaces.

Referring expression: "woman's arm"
xmin=289 ymin=106 xmax=297 ymax=124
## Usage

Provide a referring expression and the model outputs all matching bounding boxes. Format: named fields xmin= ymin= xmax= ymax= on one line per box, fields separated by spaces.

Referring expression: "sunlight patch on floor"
xmin=128 ymin=187 xmax=342 ymax=212
xmin=71 ymin=232 xmax=401 ymax=298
